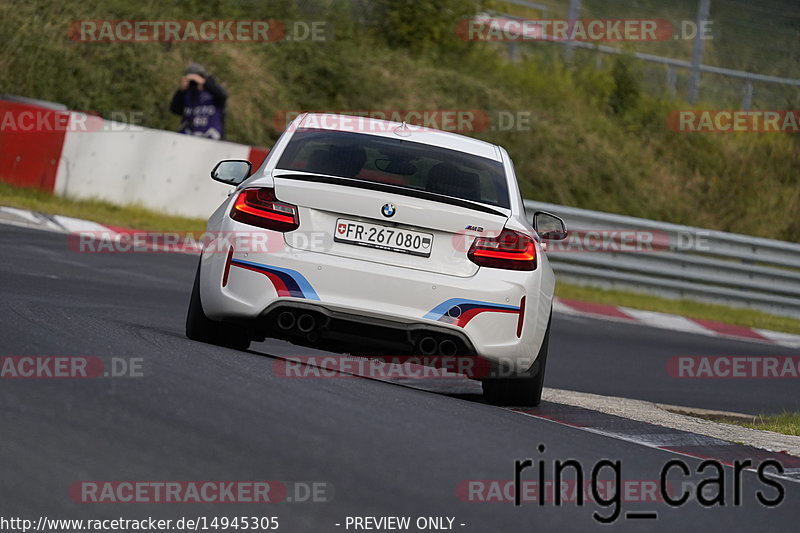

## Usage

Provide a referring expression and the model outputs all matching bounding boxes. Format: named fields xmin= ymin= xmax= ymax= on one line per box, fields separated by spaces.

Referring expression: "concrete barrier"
xmin=1 ymin=101 xmax=268 ymax=219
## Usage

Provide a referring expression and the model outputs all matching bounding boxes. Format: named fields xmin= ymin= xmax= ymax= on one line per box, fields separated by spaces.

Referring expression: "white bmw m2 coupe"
xmin=186 ymin=113 xmax=567 ymax=406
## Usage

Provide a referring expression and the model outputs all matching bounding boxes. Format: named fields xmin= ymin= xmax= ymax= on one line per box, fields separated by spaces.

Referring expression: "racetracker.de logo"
xmin=457 ymin=17 xmax=683 ymax=42
xmin=69 ymin=481 xmax=286 ymax=504
xmin=457 ymin=479 xmax=666 ymax=503
xmin=68 ymin=231 xmax=287 ymax=254
xmin=67 ymin=20 xmax=328 ymax=43
xmin=0 ymin=356 xmax=143 ymax=378
xmin=275 ymin=110 xmax=494 ymax=134
xmin=450 ymin=229 xmax=677 ymax=254
xmin=0 ymin=110 xmax=145 ymax=133
xmin=668 ymin=110 xmax=800 ymax=133
xmin=538 ymin=230 xmax=671 ymax=253
xmin=69 ymin=20 xmax=283 ymax=42
xmin=273 ymin=355 xmax=494 ymax=379
xmin=667 ymin=356 xmax=800 ymax=378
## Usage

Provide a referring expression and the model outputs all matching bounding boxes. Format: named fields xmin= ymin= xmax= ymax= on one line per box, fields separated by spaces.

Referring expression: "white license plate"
xmin=334 ymin=219 xmax=433 ymax=257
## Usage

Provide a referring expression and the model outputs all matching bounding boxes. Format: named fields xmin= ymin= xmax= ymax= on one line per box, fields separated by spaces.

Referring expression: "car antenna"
xmin=394 ymin=121 xmax=412 ymax=137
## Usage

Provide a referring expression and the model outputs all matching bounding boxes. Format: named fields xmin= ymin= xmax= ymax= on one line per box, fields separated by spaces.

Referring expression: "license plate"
xmin=334 ymin=219 xmax=433 ymax=257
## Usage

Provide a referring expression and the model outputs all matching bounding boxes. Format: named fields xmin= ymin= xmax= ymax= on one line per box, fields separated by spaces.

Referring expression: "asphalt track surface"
xmin=1 ymin=224 xmax=799 ymax=531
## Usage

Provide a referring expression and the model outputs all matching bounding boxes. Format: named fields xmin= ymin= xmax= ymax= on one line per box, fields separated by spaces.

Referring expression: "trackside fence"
xmin=524 ymin=200 xmax=800 ymax=319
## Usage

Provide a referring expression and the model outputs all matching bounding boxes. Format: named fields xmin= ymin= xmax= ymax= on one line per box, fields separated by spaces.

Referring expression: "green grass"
xmin=741 ymin=413 xmax=800 ymax=437
xmin=556 ymin=282 xmax=800 ymax=335
xmin=672 ymin=411 xmax=800 ymax=437
xmin=0 ymin=183 xmax=205 ymax=233
xmin=1 ymin=0 xmax=799 ymax=243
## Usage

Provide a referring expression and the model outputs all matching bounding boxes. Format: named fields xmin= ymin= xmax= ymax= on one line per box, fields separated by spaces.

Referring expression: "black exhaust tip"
xmin=439 ymin=339 xmax=458 ymax=356
xmin=297 ymin=313 xmax=317 ymax=334
xmin=277 ymin=311 xmax=296 ymax=331
xmin=418 ymin=336 xmax=438 ymax=356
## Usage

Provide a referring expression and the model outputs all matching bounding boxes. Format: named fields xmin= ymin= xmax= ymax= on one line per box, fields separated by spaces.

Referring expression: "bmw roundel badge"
xmin=381 ymin=203 xmax=396 ymax=218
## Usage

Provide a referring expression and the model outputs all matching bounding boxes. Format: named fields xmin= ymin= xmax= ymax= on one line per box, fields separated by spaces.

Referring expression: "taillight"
xmin=467 ymin=229 xmax=537 ymax=271
xmin=230 ymin=188 xmax=299 ymax=232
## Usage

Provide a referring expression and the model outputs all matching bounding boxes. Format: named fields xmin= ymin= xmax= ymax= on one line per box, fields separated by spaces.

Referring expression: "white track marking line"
xmin=619 ymin=307 xmax=714 ymax=337
xmin=754 ymin=329 xmax=800 ymax=350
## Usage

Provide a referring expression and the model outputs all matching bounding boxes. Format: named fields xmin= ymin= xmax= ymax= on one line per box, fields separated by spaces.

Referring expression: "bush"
xmin=608 ymin=56 xmax=640 ymax=114
xmin=366 ymin=0 xmax=482 ymax=56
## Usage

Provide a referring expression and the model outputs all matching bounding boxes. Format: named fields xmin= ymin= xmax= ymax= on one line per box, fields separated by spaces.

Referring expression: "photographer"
xmin=170 ymin=63 xmax=228 ymax=140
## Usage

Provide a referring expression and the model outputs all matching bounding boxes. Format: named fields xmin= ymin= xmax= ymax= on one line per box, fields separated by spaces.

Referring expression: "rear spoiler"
xmin=274 ymin=173 xmax=509 ymax=217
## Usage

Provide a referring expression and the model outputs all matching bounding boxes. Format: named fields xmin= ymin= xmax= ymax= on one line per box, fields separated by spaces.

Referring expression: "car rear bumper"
xmin=199 ymin=229 xmax=554 ymax=373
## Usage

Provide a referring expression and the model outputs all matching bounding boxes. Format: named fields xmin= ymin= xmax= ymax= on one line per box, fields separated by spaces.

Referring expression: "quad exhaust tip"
xmin=418 ymin=336 xmax=438 ymax=356
xmin=439 ymin=339 xmax=458 ymax=356
xmin=276 ymin=310 xmax=461 ymax=354
xmin=418 ymin=336 xmax=459 ymax=356
xmin=297 ymin=313 xmax=317 ymax=333
xmin=277 ymin=310 xmax=318 ymax=336
xmin=277 ymin=311 xmax=296 ymax=331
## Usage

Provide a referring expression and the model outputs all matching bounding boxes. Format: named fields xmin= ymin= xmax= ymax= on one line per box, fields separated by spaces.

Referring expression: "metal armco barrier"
xmin=524 ymin=200 xmax=800 ymax=319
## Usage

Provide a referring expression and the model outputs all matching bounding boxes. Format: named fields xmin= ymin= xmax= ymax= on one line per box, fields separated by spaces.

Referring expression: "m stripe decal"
xmin=230 ymin=259 xmax=320 ymax=300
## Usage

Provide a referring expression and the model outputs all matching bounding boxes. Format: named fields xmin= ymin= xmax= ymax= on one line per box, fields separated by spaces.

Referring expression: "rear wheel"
xmin=482 ymin=311 xmax=551 ymax=407
xmin=186 ymin=260 xmax=251 ymax=351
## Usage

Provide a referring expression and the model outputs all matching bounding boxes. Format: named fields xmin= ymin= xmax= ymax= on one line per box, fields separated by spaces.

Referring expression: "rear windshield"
xmin=275 ymin=128 xmax=510 ymax=209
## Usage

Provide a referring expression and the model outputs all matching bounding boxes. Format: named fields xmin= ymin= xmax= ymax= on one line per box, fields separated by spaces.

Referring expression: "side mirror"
xmin=533 ymin=211 xmax=568 ymax=240
xmin=211 ymin=160 xmax=252 ymax=185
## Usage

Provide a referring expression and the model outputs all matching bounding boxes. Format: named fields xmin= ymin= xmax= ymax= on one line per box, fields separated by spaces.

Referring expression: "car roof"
xmin=294 ymin=113 xmax=502 ymax=162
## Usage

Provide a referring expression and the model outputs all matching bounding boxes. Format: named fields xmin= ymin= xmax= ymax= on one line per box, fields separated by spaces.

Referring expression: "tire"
xmin=186 ymin=260 xmax=251 ymax=351
xmin=482 ymin=311 xmax=551 ymax=407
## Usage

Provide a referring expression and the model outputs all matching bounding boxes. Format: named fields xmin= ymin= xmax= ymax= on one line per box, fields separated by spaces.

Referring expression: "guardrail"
xmin=524 ymin=200 xmax=800 ymax=319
